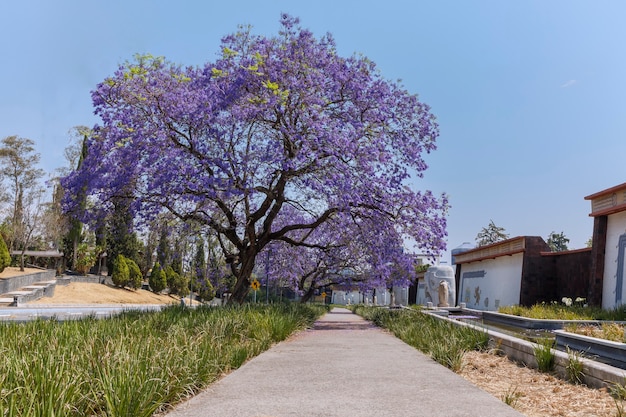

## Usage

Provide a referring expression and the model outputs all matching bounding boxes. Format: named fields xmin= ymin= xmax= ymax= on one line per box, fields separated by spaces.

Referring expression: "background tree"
xmin=62 ymin=16 xmax=448 ymax=303
xmin=106 ymin=195 xmax=141 ymax=274
xmin=547 ymin=231 xmax=569 ymax=252
xmin=476 ymin=220 xmax=509 ymax=246
xmin=0 ymin=136 xmax=45 ymax=254
xmin=60 ymin=127 xmax=90 ymax=270
xmin=0 ymin=234 xmax=10 ymax=272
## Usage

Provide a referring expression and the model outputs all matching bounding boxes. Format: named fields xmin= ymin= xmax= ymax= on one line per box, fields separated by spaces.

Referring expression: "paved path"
xmin=166 ymin=308 xmax=523 ymax=417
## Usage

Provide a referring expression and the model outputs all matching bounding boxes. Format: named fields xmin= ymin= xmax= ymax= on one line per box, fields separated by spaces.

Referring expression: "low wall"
xmin=0 ymin=270 xmax=56 ymax=294
xmin=56 ymin=275 xmax=113 ymax=285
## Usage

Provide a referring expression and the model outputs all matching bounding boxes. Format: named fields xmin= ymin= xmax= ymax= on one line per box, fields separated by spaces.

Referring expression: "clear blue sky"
xmin=1 ymin=0 xmax=624 ymax=261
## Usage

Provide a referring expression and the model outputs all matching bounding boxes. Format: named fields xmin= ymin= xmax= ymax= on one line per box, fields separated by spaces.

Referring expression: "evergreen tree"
xmin=126 ymin=257 xmax=143 ymax=289
xmin=149 ymin=262 xmax=167 ymax=293
xmin=157 ymin=225 xmax=170 ymax=268
xmin=111 ymin=254 xmax=130 ymax=287
xmin=106 ymin=195 xmax=141 ymax=274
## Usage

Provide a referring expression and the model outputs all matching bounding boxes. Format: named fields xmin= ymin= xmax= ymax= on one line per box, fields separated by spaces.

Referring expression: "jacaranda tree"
xmin=62 ymin=15 xmax=448 ymax=303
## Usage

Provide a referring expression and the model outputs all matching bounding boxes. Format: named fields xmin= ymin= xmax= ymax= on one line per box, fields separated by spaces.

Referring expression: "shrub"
xmin=149 ymin=262 xmax=167 ymax=293
xmin=195 ymin=279 xmax=216 ymax=302
xmin=565 ymin=347 xmax=585 ymax=384
xmin=111 ymin=254 xmax=130 ymax=287
xmin=0 ymin=234 xmax=10 ymax=273
xmin=533 ymin=338 xmax=555 ymax=372
xmin=126 ymin=258 xmax=143 ymax=290
xmin=74 ymin=243 xmax=98 ymax=275
xmin=165 ymin=265 xmax=190 ymax=296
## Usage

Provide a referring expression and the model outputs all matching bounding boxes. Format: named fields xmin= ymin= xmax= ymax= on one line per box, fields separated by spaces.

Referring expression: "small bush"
xmin=111 ymin=254 xmax=130 ymax=287
xmin=126 ymin=258 xmax=143 ymax=289
xmin=149 ymin=262 xmax=167 ymax=293
xmin=165 ymin=265 xmax=190 ymax=296
xmin=194 ymin=278 xmax=215 ymax=302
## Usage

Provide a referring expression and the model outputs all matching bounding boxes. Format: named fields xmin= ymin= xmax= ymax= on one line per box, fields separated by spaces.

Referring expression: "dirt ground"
xmin=27 ymin=281 xmax=180 ymax=305
xmin=459 ymin=350 xmax=622 ymax=417
xmin=0 ymin=267 xmax=43 ymax=279
xmin=20 ymin=279 xmax=625 ymax=416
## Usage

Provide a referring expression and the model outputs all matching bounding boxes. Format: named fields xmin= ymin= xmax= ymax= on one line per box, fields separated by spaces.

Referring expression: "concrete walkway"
xmin=166 ymin=308 xmax=523 ymax=417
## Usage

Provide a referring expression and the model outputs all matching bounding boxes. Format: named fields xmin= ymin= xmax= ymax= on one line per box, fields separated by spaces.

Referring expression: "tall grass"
xmin=352 ymin=306 xmax=489 ymax=371
xmin=533 ymin=338 xmax=555 ymax=372
xmin=499 ymin=302 xmax=626 ymax=321
xmin=0 ymin=303 xmax=326 ymax=417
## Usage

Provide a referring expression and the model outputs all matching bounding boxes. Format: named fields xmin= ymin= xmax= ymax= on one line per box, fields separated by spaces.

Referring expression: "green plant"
xmin=565 ymin=347 xmax=585 ymax=384
xmin=149 ymin=262 xmax=167 ymax=293
xmin=0 ymin=303 xmax=326 ymax=416
xmin=501 ymin=385 xmax=522 ymax=408
xmin=74 ymin=243 xmax=99 ymax=275
xmin=126 ymin=257 xmax=143 ymax=289
xmin=195 ymin=278 xmax=216 ymax=302
xmin=111 ymin=254 xmax=130 ymax=287
xmin=533 ymin=338 xmax=555 ymax=372
xmin=0 ymin=234 xmax=10 ymax=272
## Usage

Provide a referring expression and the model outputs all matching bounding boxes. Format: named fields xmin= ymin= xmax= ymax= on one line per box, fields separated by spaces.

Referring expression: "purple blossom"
xmin=61 ymin=15 xmax=448 ymax=303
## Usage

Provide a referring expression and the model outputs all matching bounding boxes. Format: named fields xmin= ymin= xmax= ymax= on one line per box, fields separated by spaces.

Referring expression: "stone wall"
xmin=0 ymin=270 xmax=56 ymax=294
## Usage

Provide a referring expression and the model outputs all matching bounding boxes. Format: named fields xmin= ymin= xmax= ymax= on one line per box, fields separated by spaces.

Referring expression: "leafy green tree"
xmin=165 ymin=265 xmax=190 ymax=296
xmin=149 ymin=262 xmax=167 ymax=293
xmin=547 ymin=231 xmax=569 ymax=252
xmin=0 ymin=234 xmax=10 ymax=272
xmin=111 ymin=254 xmax=130 ymax=287
xmin=126 ymin=257 xmax=143 ymax=289
xmin=476 ymin=220 xmax=509 ymax=246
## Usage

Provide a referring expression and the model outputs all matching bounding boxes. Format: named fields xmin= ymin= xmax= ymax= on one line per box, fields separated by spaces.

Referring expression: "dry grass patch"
xmin=0 ymin=267 xmax=42 ymax=279
xmin=459 ymin=350 xmax=621 ymax=417
xmin=28 ymin=282 xmax=179 ymax=305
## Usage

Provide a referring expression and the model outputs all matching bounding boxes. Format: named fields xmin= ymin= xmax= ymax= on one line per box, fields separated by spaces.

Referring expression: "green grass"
xmin=352 ymin=306 xmax=489 ymax=372
xmin=533 ymin=338 xmax=555 ymax=372
xmin=0 ymin=303 xmax=327 ymax=417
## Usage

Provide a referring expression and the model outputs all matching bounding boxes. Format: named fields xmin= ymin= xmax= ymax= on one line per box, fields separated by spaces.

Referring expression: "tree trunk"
xmin=229 ymin=253 xmax=257 ymax=304
xmin=300 ymin=285 xmax=316 ymax=303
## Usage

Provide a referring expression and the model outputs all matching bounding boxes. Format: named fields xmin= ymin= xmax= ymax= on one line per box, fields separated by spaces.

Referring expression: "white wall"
xmin=458 ymin=253 xmax=524 ymax=311
xmin=602 ymin=210 xmax=626 ymax=309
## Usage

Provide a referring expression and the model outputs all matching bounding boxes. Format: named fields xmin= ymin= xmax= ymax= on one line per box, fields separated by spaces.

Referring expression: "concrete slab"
xmin=166 ymin=308 xmax=523 ymax=417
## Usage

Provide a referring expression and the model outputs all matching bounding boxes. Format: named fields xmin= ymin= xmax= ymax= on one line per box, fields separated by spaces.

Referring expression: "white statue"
xmin=438 ymin=280 xmax=449 ymax=307
xmin=424 ymin=265 xmax=456 ymax=307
